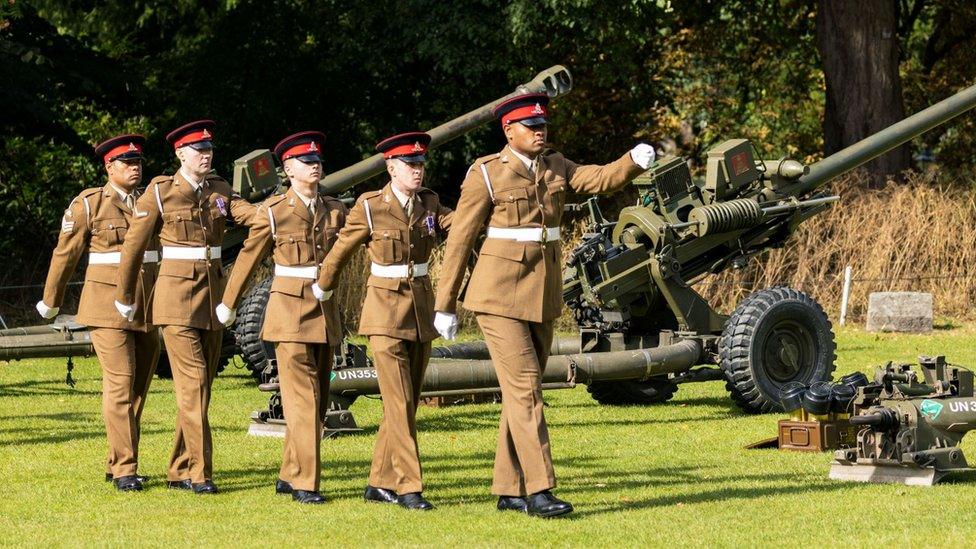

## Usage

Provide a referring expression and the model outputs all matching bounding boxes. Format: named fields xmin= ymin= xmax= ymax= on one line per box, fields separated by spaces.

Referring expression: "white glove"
xmin=434 ymin=312 xmax=458 ymax=341
xmin=311 ymin=283 xmax=333 ymax=302
xmin=36 ymin=300 xmax=59 ymax=319
xmin=215 ymin=303 xmax=236 ymax=327
xmin=114 ymin=300 xmax=136 ymax=321
xmin=630 ymin=143 xmax=656 ymax=169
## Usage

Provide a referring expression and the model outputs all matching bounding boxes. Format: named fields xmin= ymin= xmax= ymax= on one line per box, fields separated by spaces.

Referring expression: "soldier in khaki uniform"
xmin=114 ymin=120 xmax=256 ymax=494
xmin=217 ymin=131 xmax=346 ymax=505
xmin=37 ymin=134 xmax=160 ymax=492
xmin=315 ymin=132 xmax=452 ymax=511
xmin=434 ymin=93 xmax=656 ymax=517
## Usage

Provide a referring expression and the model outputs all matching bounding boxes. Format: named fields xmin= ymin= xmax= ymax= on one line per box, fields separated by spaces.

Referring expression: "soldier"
xmin=217 ymin=131 xmax=346 ymax=505
xmin=314 ymin=132 xmax=453 ymax=511
xmin=433 ymin=93 xmax=655 ymax=517
xmin=36 ymin=134 xmax=161 ymax=492
xmin=114 ymin=120 xmax=256 ymax=494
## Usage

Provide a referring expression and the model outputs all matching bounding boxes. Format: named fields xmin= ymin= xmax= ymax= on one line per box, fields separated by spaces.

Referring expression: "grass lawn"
xmin=3 ymin=324 xmax=976 ymax=547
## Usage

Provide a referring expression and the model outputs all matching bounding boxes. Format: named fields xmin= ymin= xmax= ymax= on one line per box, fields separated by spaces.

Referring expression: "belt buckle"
xmin=540 ymin=227 xmax=548 ymax=244
xmin=407 ymin=262 xmax=414 ymax=278
xmin=204 ymin=246 xmax=212 ymax=260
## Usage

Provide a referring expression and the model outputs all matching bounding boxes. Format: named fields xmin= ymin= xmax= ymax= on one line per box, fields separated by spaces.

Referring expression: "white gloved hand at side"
xmin=630 ymin=143 xmax=656 ymax=169
xmin=215 ymin=303 xmax=236 ymax=327
xmin=434 ymin=311 xmax=458 ymax=341
xmin=35 ymin=301 xmax=59 ymax=319
xmin=311 ymin=283 xmax=333 ymax=302
xmin=114 ymin=300 xmax=136 ymax=321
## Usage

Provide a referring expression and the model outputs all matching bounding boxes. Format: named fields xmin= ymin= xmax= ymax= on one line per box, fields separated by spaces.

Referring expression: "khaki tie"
xmin=125 ymin=194 xmax=135 ymax=210
xmin=308 ymin=199 xmax=316 ymax=217
xmin=405 ymin=197 xmax=414 ymax=219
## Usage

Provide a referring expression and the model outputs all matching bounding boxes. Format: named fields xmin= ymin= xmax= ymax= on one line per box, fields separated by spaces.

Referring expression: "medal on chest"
xmin=215 ymin=197 xmax=228 ymax=216
xmin=424 ymin=214 xmax=435 ymax=236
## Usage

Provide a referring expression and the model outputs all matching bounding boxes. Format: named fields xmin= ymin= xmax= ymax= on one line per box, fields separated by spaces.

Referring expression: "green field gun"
xmin=829 ymin=356 xmax=976 ymax=485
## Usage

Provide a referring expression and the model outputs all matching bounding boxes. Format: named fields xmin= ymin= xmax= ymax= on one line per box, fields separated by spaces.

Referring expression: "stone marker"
xmin=866 ymin=292 xmax=933 ymax=333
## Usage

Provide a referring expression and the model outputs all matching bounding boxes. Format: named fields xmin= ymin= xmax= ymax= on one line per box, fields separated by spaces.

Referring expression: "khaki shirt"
xmin=317 ymin=183 xmax=453 ymax=342
xmin=116 ymin=171 xmax=256 ymax=330
xmin=221 ymin=188 xmax=347 ymax=344
xmin=42 ymin=184 xmax=160 ymax=331
xmin=435 ymin=145 xmax=644 ymax=322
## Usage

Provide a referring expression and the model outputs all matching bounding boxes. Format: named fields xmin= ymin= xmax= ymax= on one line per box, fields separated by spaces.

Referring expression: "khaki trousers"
xmin=476 ymin=313 xmax=556 ymax=496
xmin=367 ymin=335 xmax=431 ymax=495
xmin=275 ymin=341 xmax=332 ymax=492
xmin=161 ymin=326 xmax=223 ymax=483
xmin=89 ymin=327 xmax=160 ymax=479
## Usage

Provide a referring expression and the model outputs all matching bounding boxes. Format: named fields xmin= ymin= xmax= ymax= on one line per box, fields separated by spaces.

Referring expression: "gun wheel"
xmin=235 ymin=276 xmax=276 ymax=382
xmin=719 ymin=286 xmax=835 ymax=414
xmin=587 ymin=377 xmax=678 ymax=405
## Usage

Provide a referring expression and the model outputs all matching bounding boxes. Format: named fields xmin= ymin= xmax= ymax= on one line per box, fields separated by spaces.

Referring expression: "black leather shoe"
xmin=526 ymin=490 xmax=573 ymax=518
xmin=396 ymin=492 xmax=434 ymax=510
xmin=107 ymin=473 xmax=147 ymax=484
xmin=167 ymin=479 xmax=192 ymax=490
xmin=292 ymin=490 xmax=326 ymax=504
xmin=192 ymin=480 xmax=218 ymax=494
xmin=114 ymin=475 xmax=143 ymax=492
xmin=364 ymin=485 xmax=397 ymax=504
xmin=275 ymin=479 xmax=293 ymax=495
xmin=497 ymin=496 xmax=528 ymax=512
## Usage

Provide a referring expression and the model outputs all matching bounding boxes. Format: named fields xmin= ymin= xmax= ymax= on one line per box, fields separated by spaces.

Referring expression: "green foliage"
xmin=4 ymin=0 xmax=976 ymax=292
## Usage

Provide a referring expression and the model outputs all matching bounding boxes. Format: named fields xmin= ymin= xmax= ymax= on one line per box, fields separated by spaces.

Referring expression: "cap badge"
xmin=308 ymin=141 xmax=319 ymax=152
xmin=531 ymin=103 xmax=544 ymax=115
xmin=127 ymin=142 xmax=138 ymax=151
xmin=201 ymin=129 xmax=212 ymax=138
xmin=412 ymin=141 xmax=423 ymax=152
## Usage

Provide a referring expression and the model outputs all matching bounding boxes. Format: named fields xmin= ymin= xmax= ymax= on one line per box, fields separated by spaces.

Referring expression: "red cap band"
xmin=382 ymin=140 xmax=427 ymax=159
xmin=173 ymin=128 xmax=213 ymax=149
xmin=502 ymin=103 xmax=548 ymax=125
xmin=103 ymin=141 xmax=143 ymax=163
xmin=282 ymin=140 xmax=322 ymax=160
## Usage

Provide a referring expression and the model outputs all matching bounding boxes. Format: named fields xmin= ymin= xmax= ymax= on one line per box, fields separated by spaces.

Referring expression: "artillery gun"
xmin=829 ymin=356 xmax=976 ymax=486
xmin=297 ymin=78 xmax=976 ymax=429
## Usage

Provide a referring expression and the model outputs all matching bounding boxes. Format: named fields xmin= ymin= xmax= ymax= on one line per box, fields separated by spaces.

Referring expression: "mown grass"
xmin=3 ymin=325 xmax=976 ymax=547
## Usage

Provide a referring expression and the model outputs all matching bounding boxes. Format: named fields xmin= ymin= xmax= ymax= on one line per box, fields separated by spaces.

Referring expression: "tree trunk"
xmin=816 ymin=0 xmax=911 ymax=182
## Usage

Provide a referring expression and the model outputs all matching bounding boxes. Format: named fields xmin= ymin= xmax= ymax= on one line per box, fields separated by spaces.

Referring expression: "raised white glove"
xmin=434 ymin=311 xmax=458 ymax=341
xmin=630 ymin=143 xmax=656 ymax=169
xmin=311 ymin=283 xmax=333 ymax=302
xmin=215 ymin=303 xmax=236 ymax=327
xmin=114 ymin=300 xmax=136 ymax=321
xmin=36 ymin=300 xmax=59 ymax=319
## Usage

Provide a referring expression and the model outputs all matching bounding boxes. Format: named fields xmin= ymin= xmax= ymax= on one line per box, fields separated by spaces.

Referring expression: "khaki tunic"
xmin=435 ymin=145 xmax=644 ymax=322
xmin=44 ymin=184 xmax=159 ymax=330
xmin=316 ymin=183 xmax=453 ymax=342
xmin=115 ymin=171 xmax=256 ymax=329
xmin=221 ymin=187 xmax=346 ymax=344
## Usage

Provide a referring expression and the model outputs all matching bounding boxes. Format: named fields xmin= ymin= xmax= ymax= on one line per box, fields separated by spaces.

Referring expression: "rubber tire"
xmin=154 ymin=329 xmax=233 ymax=379
xmin=719 ymin=286 xmax=836 ymax=414
xmin=587 ymin=377 xmax=678 ymax=405
xmin=234 ymin=276 xmax=276 ymax=381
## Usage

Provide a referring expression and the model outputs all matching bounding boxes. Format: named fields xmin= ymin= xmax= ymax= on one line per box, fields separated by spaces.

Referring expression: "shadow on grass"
xmin=0 ymin=426 xmax=170 ymax=447
xmin=0 ymin=378 xmax=101 ymax=397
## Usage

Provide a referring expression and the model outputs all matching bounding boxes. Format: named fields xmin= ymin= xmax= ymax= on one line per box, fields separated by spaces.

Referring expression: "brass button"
xmin=109 ymin=224 xmax=114 ymax=229
xmin=410 ymin=244 xmax=415 ymax=249
xmin=314 ymin=226 xmax=320 ymax=232
xmin=316 ymin=245 xmax=322 ymax=250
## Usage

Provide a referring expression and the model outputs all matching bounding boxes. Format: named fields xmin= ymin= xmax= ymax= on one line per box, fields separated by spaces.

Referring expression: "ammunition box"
xmin=778 ymin=418 xmax=858 ymax=452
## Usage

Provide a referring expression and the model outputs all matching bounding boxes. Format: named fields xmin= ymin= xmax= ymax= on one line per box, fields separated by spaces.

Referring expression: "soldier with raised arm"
xmin=37 ymin=134 xmax=160 ymax=492
xmin=113 ymin=120 xmax=256 ymax=494
xmin=314 ymin=132 xmax=452 ymax=511
xmin=217 ymin=131 xmax=347 ymax=505
xmin=432 ymin=94 xmax=655 ymax=517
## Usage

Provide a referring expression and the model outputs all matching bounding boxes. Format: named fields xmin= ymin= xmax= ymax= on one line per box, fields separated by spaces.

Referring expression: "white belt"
xmin=274 ymin=264 xmax=318 ymax=279
xmin=89 ymin=250 xmax=160 ymax=265
xmin=371 ymin=262 xmax=429 ymax=278
xmin=162 ymin=246 xmax=221 ymax=260
xmin=486 ymin=226 xmax=561 ymax=243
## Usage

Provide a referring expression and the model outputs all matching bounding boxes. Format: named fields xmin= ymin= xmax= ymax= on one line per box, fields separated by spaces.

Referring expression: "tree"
xmin=816 ymin=0 xmax=911 ymax=181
